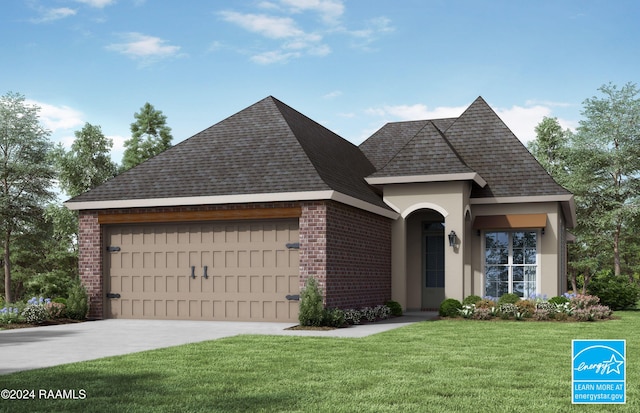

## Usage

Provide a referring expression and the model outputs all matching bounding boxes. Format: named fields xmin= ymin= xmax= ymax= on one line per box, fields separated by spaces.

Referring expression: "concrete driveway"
xmin=0 ymin=312 xmax=436 ymax=375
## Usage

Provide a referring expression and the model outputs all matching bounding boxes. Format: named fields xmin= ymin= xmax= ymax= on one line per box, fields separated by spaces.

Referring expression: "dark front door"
xmin=422 ymin=222 xmax=445 ymax=309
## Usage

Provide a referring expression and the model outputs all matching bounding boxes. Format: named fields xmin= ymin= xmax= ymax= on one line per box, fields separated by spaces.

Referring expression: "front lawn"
xmin=2 ymin=313 xmax=639 ymax=412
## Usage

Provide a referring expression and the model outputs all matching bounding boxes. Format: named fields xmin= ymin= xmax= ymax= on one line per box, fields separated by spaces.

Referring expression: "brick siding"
xmin=79 ymin=200 xmax=391 ymax=319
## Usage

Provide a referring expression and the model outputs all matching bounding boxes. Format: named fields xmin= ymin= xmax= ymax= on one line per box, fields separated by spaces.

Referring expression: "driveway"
xmin=0 ymin=312 xmax=436 ymax=375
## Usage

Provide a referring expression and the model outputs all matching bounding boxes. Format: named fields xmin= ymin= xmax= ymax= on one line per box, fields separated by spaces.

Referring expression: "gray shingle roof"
xmin=67 ymin=96 xmax=388 ymax=209
xmin=360 ymin=97 xmax=571 ymax=198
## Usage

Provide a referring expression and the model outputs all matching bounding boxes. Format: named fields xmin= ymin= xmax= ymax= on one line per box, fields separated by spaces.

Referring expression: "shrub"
xmin=53 ymin=297 xmax=67 ymax=305
xmin=499 ymin=303 xmax=517 ymax=319
xmin=515 ymin=300 xmax=536 ymax=317
xmin=343 ymin=309 xmax=362 ymax=325
xmin=375 ymin=305 xmax=392 ymax=320
xmin=22 ymin=304 xmax=49 ymax=324
xmin=587 ymin=273 xmax=640 ymax=310
xmin=472 ymin=307 xmax=494 ymax=320
xmin=476 ymin=299 xmax=497 ymax=309
xmin=24 ymin=270 xmax=76 ymax=300
xmin=548 ymin=296 xmax=569 ymax=306
xmin=46 ymin=302 xmax=66 ymax=319
xmin=462 ymin=295 xmax=482 ymax=306
xmin=0 ymin=306 xmax=22 ymax=324
xmin=570 ymin=294 xmax=600 ymax=309
xmin=66 ymin=281 xmax=89 ymax=321
xmin=439 ymin=298 xmax=462 ymax=317
xmin=533 ymin=307 xmax=552 ymax=321
xmin=322 ymin=308 xmax=345 ymax=328
xmin=385 ymin=300 xmax=403 ymax=316
xmin=458 ymin=304 xmax=475 ymax=318
xmin=497 ymin=293 xmax=520 ymax=305
xmin=298 ymin=277 xmax=324 ymax=327
xmin=361 ymin=307 xmax=377 ymax=322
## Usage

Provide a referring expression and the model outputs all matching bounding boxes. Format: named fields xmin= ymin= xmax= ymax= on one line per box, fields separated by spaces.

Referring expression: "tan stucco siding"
xmin=382 ymin=182 xmax=471 ymax=309
xmin=471 ymin=202 xmax=563 ymax=298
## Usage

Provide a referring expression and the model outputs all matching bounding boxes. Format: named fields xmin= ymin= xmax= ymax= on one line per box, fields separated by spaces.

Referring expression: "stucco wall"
xmin=470 ymin=201 xmax=564 ymax=298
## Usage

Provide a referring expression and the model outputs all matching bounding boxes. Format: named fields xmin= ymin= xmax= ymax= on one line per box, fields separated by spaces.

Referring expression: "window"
xmin=424 ymin=222 xmax=444 ymax=288
xmin=485 ymin=231 xmax=537 ymax=298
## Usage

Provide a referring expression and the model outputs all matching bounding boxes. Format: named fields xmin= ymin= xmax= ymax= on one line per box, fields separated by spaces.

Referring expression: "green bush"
xmin=24 ymin=270 xmax=76 ymax=300
xmin=66 ymin=280 xmax=89 ymax=320
xmin=497 ymin=293 xmax=520 ymax=305
xmin=439 ymin=298 xmax=462 ymax=317
xmin=52 ymin=297 xmax=67 ymax=305
xmin=462 ymin=295 xmax=482 ymax=306
xmin=548 ymin=296 xmax=569 ymax=305
xmin=385 ymin=300 xmax=403 ymax=316
xmin=587 ymin=272 xmax=640 ymax=310
xmin=322 ymin=308 xmax=345 ymax=328
xmin=298 ymin=277 xmax=324 ymax=326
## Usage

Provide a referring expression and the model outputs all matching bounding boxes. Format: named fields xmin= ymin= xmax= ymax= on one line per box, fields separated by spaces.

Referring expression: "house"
xmin=65 ymin=96 xmax=575 ymax=322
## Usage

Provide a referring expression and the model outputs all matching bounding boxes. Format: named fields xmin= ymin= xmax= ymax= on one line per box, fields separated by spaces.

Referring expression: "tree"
xmin=0 ymin=92 xmax=55 ymax=303
xmin=528 ymin=117 xmax=572 ymax=187
xmin=572 ymin=82 xmax=640 ymax=279
xmin=121 ymin=102 xmax=173 ymax=171
xmin=55 ymin=122 xmax=118 ymax=198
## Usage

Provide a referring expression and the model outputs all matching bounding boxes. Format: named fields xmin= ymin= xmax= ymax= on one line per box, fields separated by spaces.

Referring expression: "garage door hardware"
xmin=106 ymin=293 xmax=121 ymax=299
xmin=285 ymin=242 xmax=300 ymax=249
xmin=286 ymin=294 xmax=300 ymax=301
xmin=203 ymin=265 xmax=208 ymax=279
xmin=191 ymin=266 xmax=196 ymax=279
xmin=106 ymin=246 xmax=121 ymax=252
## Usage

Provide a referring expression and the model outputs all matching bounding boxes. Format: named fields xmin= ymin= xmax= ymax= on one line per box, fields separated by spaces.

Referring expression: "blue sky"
xmin=2 ymin=0 xmax=639 ymax=165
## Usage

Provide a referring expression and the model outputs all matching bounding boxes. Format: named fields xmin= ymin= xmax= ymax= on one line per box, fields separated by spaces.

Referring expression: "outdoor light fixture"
xmin=448 ymin=230 xmax=457 ymax=247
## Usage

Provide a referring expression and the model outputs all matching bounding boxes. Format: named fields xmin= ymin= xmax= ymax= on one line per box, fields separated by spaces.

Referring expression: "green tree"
xmin=121 ymin=102 xmax=172 ymax=171
xmin=55 ymin=122 xmax=118 ymax=198
xmin=572 ymin=82 xmax=640 ymax=279
xmin=0 ymin=92 xmax=56 ymax=303
xmin=528 ymin=117 xmax=571 ymax=187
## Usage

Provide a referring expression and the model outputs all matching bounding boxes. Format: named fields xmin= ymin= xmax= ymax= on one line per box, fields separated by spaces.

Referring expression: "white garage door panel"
xmin=105 ymin=220 xmax=299 ymax=322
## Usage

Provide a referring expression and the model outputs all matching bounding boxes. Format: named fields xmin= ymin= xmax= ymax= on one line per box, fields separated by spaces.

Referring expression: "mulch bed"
xmin=0 ymin=319 xmax=85 ymax=330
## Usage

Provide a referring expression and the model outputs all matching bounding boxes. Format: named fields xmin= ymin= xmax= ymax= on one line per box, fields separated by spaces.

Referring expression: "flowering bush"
xmin=570 ymin=294 xmax=600 ymax=309
xmin=458 ymin=304 xmax=475 ymax=318
xmin=0 ymin=306 xmax=22 ymax=324
xmin=22 ymin=304 xmax=49 ymax=324
xmin=499 ymin=303 xmax=517 ymax=318
xmin=476 ymin=299 xmax=497 ymax=309
xmin=533 ymin=307 xmax=552 ymax=321
xmin=473 ymin=307 xmax=494 ymax=320
xmin=343 ymin=309 xmax=362 ymax=325
xmin=45 ymin=302 xmax=66 ymax=319
xmin=27 ymin=296 xmax=51 ymax=306
xmin=573 ymin=305 xmax=613 ymax=321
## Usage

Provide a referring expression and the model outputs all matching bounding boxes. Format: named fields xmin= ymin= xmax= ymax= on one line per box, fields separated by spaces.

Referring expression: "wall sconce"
xmin=448 ymin=230 xmax=457 ymax=247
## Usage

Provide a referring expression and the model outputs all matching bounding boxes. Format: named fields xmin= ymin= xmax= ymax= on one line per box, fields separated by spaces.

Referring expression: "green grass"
xmin=2 ymin=314 xmax=640 ymax=412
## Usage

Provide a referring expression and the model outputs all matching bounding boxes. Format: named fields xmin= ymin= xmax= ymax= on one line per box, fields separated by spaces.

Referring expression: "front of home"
xmin=65 ymin=96 xmax=575 ymax=322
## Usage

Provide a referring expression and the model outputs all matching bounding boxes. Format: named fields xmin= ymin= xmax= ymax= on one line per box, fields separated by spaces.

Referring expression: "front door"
xmin=422 ymin=222 xmax=445 ymax=309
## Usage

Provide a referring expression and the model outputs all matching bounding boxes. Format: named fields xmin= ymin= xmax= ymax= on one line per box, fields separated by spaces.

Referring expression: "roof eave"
xmin=64 ymin=190 xmax=399 ymax=220
xmin=365 ymin=172 xmax=486 ymax=187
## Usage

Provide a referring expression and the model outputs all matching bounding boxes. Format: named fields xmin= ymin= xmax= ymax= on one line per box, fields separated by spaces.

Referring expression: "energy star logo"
xmin=572 ymin=340 xmax=626 ymax=404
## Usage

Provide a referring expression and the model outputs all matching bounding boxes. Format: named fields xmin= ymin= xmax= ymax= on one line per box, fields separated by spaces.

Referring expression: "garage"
xmin=103 ymin=219 xmax=300 ymax=322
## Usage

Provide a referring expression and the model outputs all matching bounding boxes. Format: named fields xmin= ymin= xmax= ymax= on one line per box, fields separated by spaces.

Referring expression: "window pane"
xmin=523 ymin=231 xmax=537 ymax=247
xmin=513 ymin=266 xmax=524 ymax=281
xmin=513 ymin=248 xmax=524 ymax=264
xmin=524 ymin=247 xmax=536 ymax=264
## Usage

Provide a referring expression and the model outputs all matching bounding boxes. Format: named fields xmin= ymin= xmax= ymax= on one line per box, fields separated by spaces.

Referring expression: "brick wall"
xmin=299 ymin=201 xmax=392 ymax=309
xmin=79 ymin=199 xmax=391 ymax=319
xmin=78 ymin=211 xmax=103 ymax=319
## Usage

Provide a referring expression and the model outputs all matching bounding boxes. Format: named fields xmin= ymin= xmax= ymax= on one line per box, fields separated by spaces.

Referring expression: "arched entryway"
xmin=405 ymin=209 xmax=446 ymax=310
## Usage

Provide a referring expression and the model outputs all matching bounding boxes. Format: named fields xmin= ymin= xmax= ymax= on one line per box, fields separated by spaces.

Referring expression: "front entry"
xmin=422 ymin=221 xmax=445 ymax=309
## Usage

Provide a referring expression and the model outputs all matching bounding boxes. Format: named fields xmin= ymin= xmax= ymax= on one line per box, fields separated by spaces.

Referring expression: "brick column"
xmin=78 ymin=211 xmax=103 ymax=319
xmin=299 ymin=201 xmax=328 ymax=304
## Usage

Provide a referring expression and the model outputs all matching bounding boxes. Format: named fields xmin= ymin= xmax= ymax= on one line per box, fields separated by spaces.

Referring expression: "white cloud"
xmin=30 ymin=7 xmax=77 ymax=23
xmin=219 ymin=11 xmax=305 ymax=39
xmin=365 ymin=101 xmax=579 ymax=145
xmin=26 ymin=100 xmax=84 ymax=133
xmin=106 ymin=32 xmax=181 ymax=62
xmin=279 ymin=0 xmax=344 ymax=24
xmin=346 ymin=16 xmax=394 ymax=50
xmin=75 ymin=0 xmax=116 ymax=8
xmin=251 ymin=50 xmax=300 ymax=64
xmin=323 ymin=90 xmax=342 ymax=99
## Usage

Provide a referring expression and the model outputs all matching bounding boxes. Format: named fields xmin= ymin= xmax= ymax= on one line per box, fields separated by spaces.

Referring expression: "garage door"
xmin=104 ymin=220 xmax=300 ymax=322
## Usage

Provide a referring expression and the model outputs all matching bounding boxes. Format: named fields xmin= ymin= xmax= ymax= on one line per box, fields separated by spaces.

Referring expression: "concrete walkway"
xmin=0 ymin=312 xmax=436 ymax=375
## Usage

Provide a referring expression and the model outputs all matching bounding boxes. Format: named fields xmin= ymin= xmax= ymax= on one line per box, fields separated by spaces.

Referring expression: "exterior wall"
xmin=78 ymin=211 xmax=103 ymax=319
xmin=324 ymin=201 xmax=392 ymax=308
xmin=382 ymin=181 xmax=470 ymax=310
xmin=78 ymin=202 xmax=299 ymax=319
xmin=79 ymin=200 xmax=391 ymax=319
xmin=470 ymin=201 xmax=564 ymax=298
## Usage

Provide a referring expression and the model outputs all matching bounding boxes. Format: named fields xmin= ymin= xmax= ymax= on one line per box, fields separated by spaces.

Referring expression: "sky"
xmin=2 ymin=0 xmax=639 ymax=167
